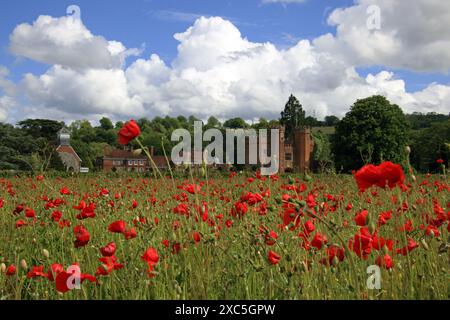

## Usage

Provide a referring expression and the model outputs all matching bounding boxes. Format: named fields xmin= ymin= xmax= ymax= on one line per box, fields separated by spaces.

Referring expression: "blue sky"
xmin=0 ymin=0 xmax=449 ymax=123
xmin=0 ymin=0 xmax=343 ymax=75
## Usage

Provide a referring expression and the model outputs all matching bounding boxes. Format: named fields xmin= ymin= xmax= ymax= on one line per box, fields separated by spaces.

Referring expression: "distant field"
xmin=0 ymin=173 xmax=448 ymax=299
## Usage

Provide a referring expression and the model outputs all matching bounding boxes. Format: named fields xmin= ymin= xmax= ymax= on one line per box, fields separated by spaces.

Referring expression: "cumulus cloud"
xmin=5 ymin=3 xmax=450 ymax=123
xmin=9 ymin=15 xmax=139 ymax=70
xmin=314 ymin=0 xmax=450 ymax=73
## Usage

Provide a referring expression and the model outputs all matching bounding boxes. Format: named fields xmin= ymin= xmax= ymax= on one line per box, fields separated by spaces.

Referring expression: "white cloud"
xmin=314 ymin=0 xmax=450 ymax=73
xmin=5 ymin=7 xmax=450 ymax=123
xmin=9 ymin=15 xmax=139 ymax=70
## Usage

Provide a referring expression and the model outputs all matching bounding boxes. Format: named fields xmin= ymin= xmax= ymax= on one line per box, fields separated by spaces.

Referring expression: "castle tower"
xmin=293 ymin=127 xmax=314 ymax=173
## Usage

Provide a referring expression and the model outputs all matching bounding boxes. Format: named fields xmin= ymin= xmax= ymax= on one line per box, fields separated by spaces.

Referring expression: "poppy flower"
xmin=6 ymin=264 xmax=16 ymax=276
xmin=55 ymin=268 xmax=97 ymax=293
xmin=27 ymin=266 xmax=48 ymax=279
xmin=354 ymin=209 xmax=369 ymax=226
xmin=76 ymin=203 xmax=96 ymax=220
xmin=118 ymin=119 xmax=141 ymax=145
xmin=267 ymin=250 xmax=281 ymax=265
xmin=47 ymin=263 xmax=64 ymax=281
xmin=141 ymin=247 xmax=159 ymax=277
xmin=100 ymin=242 xmax=117 ymax=257
xmin=349 ymin=227 xmax=373 ymax=259
xmin=376 ymin=254 xmax=394 ymax=270
xmin=264 ymin=231 xmax=278 ymax=246
xmin=108 ymin=220 xmax=126 ymax=233
xmin=436 ymin=159 xmax=444 ymax=164
xmin=320 ymin=245 xmax=345 ymax=265
xmin=96 ymin=256 xmax=124 ymax=276
xmin=354 ymin=161 xmax=405 ymax=192
xmin=396 ymin=238 xmax=419 ymax=256
xmin=231 ymin=201 xmax=248 ymax=218
xmin=311 ymin=232 xmax=328 ymax=250
xmin=0 ymin=198 xmax=4 ymax=208
xmin=123 ymin=227 xmax=137 ymax=240
xmin=74 ymin=225 xmax=90 ymax=248
xmin=192 ymin=232 xmax=201 ymax=243
xmin=378 ymin=210 xmax=392 ymax=227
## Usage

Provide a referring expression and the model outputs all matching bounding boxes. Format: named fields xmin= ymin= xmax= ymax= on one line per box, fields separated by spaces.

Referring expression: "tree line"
xmin=0 ymin=94 xmax=448 ymax=173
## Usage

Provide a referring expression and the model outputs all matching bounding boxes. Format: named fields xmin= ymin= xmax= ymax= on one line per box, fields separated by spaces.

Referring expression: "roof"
xmin=56 ymin=145 xmax=82 ymax=162
xmin=104 ymin=149 xmax=147 ymax=160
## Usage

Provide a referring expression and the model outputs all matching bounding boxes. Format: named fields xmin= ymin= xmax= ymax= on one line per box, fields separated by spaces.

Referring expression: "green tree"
xmin=324 ymin=115 xmax=340 ymax=127
xmin=99 ymin=117 xmax=114 ymax=130
xmin=409 ymin=119 xmax=450 ymax=172
xmin=280 ymin=94 xmax=306 ymax=137
xmin=333 ymin=95 xmax=409 ymax=172
xmin=223 ymin=117 xmax=249 ymax=129
xmin=312 ymin=131 xmax=333 ymax=173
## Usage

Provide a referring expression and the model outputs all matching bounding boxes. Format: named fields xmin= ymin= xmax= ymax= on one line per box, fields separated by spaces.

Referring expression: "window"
xmin=285 ymin=153 xmax=292 ymax=161
xmin=134 ymin=160 xmax=138 ymax=166
xmin=113 ymin=160 xmax=122 ymax=166
xmin=139 ymin=160 xmax=144 ymax=166
xmin=128 ymin=160 xmax=133 ymax=166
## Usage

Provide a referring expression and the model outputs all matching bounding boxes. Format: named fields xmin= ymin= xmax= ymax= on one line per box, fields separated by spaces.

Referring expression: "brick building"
xmin=98 ymin=146 xmax=170 ymax=172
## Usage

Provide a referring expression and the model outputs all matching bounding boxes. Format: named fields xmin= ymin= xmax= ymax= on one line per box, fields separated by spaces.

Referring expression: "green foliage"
xmin=223 ymin=117 xmax=249 ymax=129
xmin=312 ymin=131 xmax=333 ymax=173
xmin=280 ymin=94 xmax=306 ymax=137
xmin=333 ymin=95 xmax=409 ymax=172
xmin=409 ymin=119 xmax=450 ymax=172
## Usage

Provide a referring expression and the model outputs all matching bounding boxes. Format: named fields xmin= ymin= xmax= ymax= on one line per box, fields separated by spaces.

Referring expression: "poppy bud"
xmin=368 ymin=222 xmax=376 ymax=234
xmin=0 ymin=263 xmax=6 ymax=274
xmin=421 ymin=238 xmax=429 ymax=251
xmin=411 ymin=174 xmax=416 ymax=182
xmin=132 ymin=148 xmax=142 ymax=156
xmin=20 ymin=259 xmax=28 ymax=270
xmin=405 ymin=146 xmax=411 ymax=154
xmin=43 ymin=249 xmax=50 ymax=259
xmin=332 ymin=256 xmax=340 ymax=266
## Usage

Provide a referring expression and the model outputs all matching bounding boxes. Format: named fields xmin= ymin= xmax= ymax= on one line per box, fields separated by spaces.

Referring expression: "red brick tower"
xmin=293 ymin=128 xmax=314 ymax=173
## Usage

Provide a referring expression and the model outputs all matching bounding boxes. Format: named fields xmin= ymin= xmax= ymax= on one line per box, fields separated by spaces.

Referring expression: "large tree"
xmin=280 ymin=94 xmax=306 ymax=137
xmin=333 ymin=95 xmax=409 ymax=172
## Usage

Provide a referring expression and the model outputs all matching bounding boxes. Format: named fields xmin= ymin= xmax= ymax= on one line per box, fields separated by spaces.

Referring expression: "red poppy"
xmin=123 ymin=227 xmax=137 ymax=240
xmin=118 ymin=119 xmax=141 ymax=145
xmin=100 ymin=242 xmax=117 ymax=257
xmin=6 ymin=264 xmax=16 ymax=276
xmin=349 ymin=227 xmax=373 ymax=259
xmin=76 ymin=203 xmax=96 ymax=220
xmin=320 ymin=245 xmax=345 ymax=265
xmin=96 ymin=256 xmax=124 ymax=275
xmin=55 ymin=268 xmax=97 ymax=293
xmin=376 ymin=254 xmax=394 ymax=270
xmin=192 ymin=232 xmax=201 ymax=243
xmin=47 ymin=263 xmax=64 ymax=281
xmin=0 ymin=198 xmax=4 ymax=208
xmin=311 ymin=232 xmax=328 ymax=250
xmin=378 ymin=210 xmax=392 ymax=227
xmin=354 ymin=209 xmax=369 ymax=226
xmin=354 ymin=161 xmax=405 ymax=192
xmin=27 ymin=266 xmax=48 ymax=279
xmin=267 ymin=250 xmax=281 ymax=265
xmin=264 ymin=231 xmax=278 ymax=246
xmin=436 ymin=159 xmax=444 ymax=164
xmin=230 ymin=201 xmax=248 ymax=218
xmin=74 ymin=225 xmax=90 ymax=248
xmin=141 ymin=247 xmax=159 ymax=277
xmin=396 ymin=238 xmax=419 ymax=256
xmin=108 ymin=220 xmax=126 ymax=233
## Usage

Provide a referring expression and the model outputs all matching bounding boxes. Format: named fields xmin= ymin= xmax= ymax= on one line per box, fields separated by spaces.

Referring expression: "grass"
xmin=0 ymin=172 xmax=448 ymax=300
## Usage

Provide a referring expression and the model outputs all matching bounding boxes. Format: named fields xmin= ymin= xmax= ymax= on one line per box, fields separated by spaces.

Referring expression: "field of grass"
xmin=0 ymin=172 xmax=448 ymax=300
